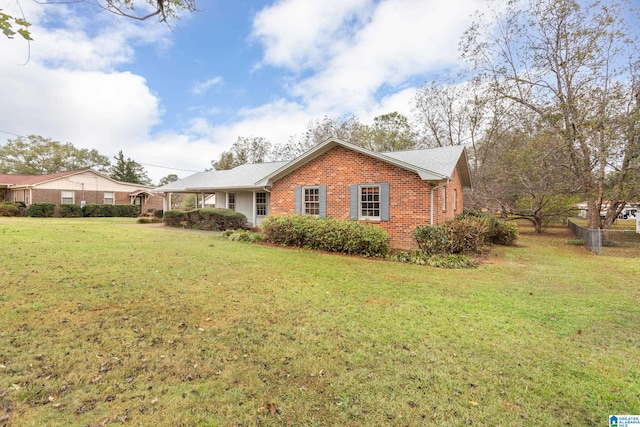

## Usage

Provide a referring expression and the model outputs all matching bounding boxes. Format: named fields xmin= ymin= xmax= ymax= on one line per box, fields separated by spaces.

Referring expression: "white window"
xmin=61 ymin=191 xmax=74 ymax=204
xmin=256 ymin=192 xmax=267 ymax=216
xmin=453 ymin=189 xmax=458 ymax=211
xmin=104 ymin=192 xmax=114 ymax=205
xmin=228 ymin=193 xmax=235 ymax=211
xmin=303 ymin=187 xmax=320 ymax=215
xmin=359 ymin=186 xmax=380 ymax=220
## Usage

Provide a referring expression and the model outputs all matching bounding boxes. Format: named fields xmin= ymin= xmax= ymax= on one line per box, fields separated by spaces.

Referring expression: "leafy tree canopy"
xmin=211 ymin=136 xmax=272 ymax=171
xmin=158 ymin=173 xmax=179 ymax=186
xmin=0 ymin=135 xmax=110 ymax=174
xmin=109 ymin=150 xmax=152 ymax=185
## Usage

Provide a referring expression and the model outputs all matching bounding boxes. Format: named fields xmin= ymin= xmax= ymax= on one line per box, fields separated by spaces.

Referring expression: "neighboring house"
xmin=0 ymin=169 xmax=164 ymax=215
xmin=575 ymin=201 xmax=639 ymax=220
xmin=156 ymin=138 xmax=472 ymax=249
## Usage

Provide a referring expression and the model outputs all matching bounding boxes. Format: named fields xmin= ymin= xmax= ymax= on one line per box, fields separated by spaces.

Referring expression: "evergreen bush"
xmin=60 ymin=204 xmax=83 ymax=218
xmin=261 ymin=215 xmax=390 ymax=257
xmin=25 ymin=202 xmax=55 ymax=218
xmin=163 ymin=208 xmax=247 ymax=231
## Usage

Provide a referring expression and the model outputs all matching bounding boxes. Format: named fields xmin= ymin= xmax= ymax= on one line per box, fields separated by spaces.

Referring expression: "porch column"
xmin=252 ymin=191 xmax=257 ymax=226
xmin=201 ymin=192 xmax=205 ymax=208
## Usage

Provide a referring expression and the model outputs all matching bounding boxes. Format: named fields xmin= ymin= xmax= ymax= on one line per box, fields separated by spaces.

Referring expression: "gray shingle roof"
xmin=153 ymin=139 xmax=471 ymax=193
xmin=154 ymin=161 xmax=288 ymax=192
xmin=382 ymin=145 xmax=463 ymax=176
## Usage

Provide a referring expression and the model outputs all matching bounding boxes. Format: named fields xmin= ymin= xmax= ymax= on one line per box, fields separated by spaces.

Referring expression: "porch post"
xmin=201 ymin=192 xmax=205 ymax=208
xmin=252 ymin=191 xmax=257 ymax=226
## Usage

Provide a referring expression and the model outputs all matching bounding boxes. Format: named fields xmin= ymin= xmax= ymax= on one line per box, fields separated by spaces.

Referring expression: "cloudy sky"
xmin=0 ymin=0 xmax=486 ymax=183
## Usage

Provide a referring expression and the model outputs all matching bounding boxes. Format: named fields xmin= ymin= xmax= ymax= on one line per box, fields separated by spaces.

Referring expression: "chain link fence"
xmin=568 ymin=219 xmax=640 ymax=254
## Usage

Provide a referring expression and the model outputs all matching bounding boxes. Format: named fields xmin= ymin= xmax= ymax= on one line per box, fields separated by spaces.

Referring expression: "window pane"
xmin=256 ymin=192 xmax=267 ymax=216
xmin=359 ymin=186 xmax=380 ymax=219
xmin=62 ymin=191 xmax=74 ymax=204
xmin=304 ymin=187 xmax=320 ymax=215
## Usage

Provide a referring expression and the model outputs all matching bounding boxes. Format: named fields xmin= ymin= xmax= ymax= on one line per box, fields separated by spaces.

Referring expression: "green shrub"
xmin=137 ymin=217 xmax=163 ymax=224
xmin=115 ymin=205 xmax=140 ymax=217
xmin=163 ymin=210 xmax=188 ymax=227
xmin=222 ymin=230 xmax=262 ymax=242
xmin=199 ymin=208 xmax=248 ymax=230
xmin=153 ymin=209 xmax=164 ymax=218
xmin=82 ymin=204 xmax=139 ymax=217
xmin=26 ymin=202 xmax=55 ymax=218
xmin=0 ymin=202 xmax=20 ymax=217
xmin=261 ymin=215 xmax=390 ymax=257
xmin=413 ymin=225 xmax=448 ymax=256
xmin=424 ymin=254 xmax=477 ymax=269
xmin=60 ymin=204 xmax=83 ymax=218
xmin=392 ymin=251 xmax=476 ymax=269
xmin=163 ymin=208 xmax=247 ymax=231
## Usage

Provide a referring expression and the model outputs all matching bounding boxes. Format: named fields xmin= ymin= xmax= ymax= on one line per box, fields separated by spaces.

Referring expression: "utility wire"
xmin=0 ymin=129 xmax=200 ymax=174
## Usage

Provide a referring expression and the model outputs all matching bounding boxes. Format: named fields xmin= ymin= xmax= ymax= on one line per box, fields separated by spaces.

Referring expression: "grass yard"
xmin=0 ymin=218 xmax=638 ymax=426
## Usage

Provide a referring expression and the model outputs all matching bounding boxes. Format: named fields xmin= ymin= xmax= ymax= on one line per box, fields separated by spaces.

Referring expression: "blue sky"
xmin=0 ymin=0 xmax=485 ymax=183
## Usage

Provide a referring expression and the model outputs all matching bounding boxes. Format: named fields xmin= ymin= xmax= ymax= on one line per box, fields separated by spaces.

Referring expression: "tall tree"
xmin=1 ymin=0 xmax=197 ymax=41
xmin=109 ymin=150 xmax=151 ymax=185
xmin=366 ymin=112 xmax=418 ymax=152
xmin=211 ymin=136 xmax=272 ymax=171
xmin=158 ymin=173 xmax=179 ymax=186
xmin=479 ymin=115 xmax=579 ymax=232
xmin=462 ymin=0 xmax=640 ymax=229
xmin=0 ymin=135 xmax=110 ymax=174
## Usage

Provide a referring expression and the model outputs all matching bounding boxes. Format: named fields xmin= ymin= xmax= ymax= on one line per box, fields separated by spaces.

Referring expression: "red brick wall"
xmin=270 ymin=146 xmax=464 ymax=249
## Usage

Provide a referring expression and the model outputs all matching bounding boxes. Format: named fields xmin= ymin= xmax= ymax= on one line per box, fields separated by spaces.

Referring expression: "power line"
xmin=0 ymin=129 xmax=201 ymax=174
xmin=0 ymin=129 xmax=25 ymax=138
xmin=139 ymin=163 xmax=200 ymax=173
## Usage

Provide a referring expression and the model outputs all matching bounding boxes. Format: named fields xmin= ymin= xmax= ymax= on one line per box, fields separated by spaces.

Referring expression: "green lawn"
xmin=0 ymin=217 xmax=638 ymax=426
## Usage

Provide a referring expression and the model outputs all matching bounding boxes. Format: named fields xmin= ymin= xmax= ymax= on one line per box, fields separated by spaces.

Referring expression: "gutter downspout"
xmin=430 ymin=180 xmax=450 ymax=226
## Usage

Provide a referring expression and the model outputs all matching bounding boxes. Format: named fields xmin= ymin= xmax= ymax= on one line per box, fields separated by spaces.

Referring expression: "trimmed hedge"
xmin=260 ymin=215 xmax=390 ymax=258
xmin=0 ymin=202 xmax=20 ymax=217
xmin=163 ymin=208 xmax=248 ymax=231
xmin=61 ymin=204 xmax=83 ymax=218
xmin=82 ymin=204 xmax=140 ymax=217
xmin=26 ymin=202 xmax=55 ymax=218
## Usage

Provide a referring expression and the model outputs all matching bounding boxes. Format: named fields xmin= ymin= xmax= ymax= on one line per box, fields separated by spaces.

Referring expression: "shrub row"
xmin=414 ymin=211 xmax=518 ymax=256
xmin=82 ymin=204 xmax=140 ymax=217
xmin=164 ymin=208 xmax=248 ymax=231
xmin=20 ymin=203 xmax=144 ymax=218
xmin=260 ymin=215 xmax=390 ymax=258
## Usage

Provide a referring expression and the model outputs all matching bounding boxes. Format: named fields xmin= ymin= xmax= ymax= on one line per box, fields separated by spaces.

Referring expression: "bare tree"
xmin=462 ymin=0 xmax=640 ymax=229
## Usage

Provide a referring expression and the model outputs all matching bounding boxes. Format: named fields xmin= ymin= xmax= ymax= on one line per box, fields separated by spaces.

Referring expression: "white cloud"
xmin=251 ymin=0 xmax=372 ymax=70
xmin=191 ymin=77 xmax=223 ymax=96
xmin=290 ymin=0 xmax=484 ymax=113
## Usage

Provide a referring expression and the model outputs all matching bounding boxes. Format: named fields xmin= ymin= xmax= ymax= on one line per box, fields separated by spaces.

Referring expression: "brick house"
xmin=156 ymin=138 xmax=472 ymax=248
xmin=0 ymin=169 xmax=164 ymax=215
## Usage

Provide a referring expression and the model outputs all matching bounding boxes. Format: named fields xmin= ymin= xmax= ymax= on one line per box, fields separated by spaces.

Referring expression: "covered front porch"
xmin=162 ymin=189 xmax=270 ymax=227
